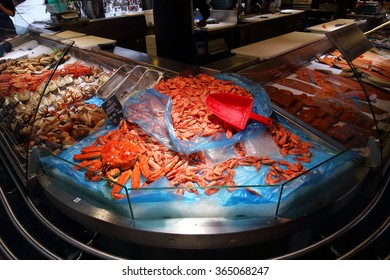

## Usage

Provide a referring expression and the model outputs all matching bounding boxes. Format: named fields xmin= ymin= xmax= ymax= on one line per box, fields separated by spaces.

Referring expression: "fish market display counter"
xmin=0 ymin=29 xmax=389 ymax=258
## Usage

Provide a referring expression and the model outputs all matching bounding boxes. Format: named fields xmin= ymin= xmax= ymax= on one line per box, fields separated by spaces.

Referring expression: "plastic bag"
xmin=123 ymin=73 xmax=273 ymax=154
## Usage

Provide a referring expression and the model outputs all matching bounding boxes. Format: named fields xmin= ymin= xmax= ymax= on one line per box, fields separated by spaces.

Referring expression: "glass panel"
xmin=277 ymin=145 xmax=369 ymax=220
xmin=265 ymin=62 xmax=380 ymax=151
xmin=27 ymin=40 xmax=127 ymax=181
xmin=124 ymin=184 xmax=282 ymax=220
xmin=0 ymin=32 xmax=140 ymax=186
xmin=0 ymin=34 xmax=61 ymax=181
xmin=38 ymin=147 xmax=132 ymax=217
xmin=13 ymin=3 xmax=50 ymax=37
xmin=37 ymin=118 xmax=283 ymax=220
xmin=364 ymin=23 xmax=390 ymax=165
xmin=37 ymin=98 xmax=345 ymax=221
xmin=255 ymin=39 xmax=385 ymax=169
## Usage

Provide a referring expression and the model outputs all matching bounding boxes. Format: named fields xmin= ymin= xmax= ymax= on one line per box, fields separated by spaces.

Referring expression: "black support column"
xmin=152 ymin=0 xmax=197 ymax=64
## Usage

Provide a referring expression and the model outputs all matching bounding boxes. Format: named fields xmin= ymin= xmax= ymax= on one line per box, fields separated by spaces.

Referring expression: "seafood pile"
xmin=33 ymin=102 xmax=107 ymax=154
xmin=0 ymin=49 xmax=63 ymax=75
xmin=316 ymin=50 xmax=390 ymax=89
xmin=71 ymin=74 xmax=315 ymax=201
xmin=0 ymin=49 xmax=70 ymax=97
xmin=0 ymin=49 xmax=113 ymax=160
xmin=154 ymin=74 xmax=253 ymax=140
xmin=266 ymin=66 xmax=389 ymax=147
xmin=367 ymin=30 xmax=390 ymax=50
xmin=72 ymin=120 xmax=312 ymax=200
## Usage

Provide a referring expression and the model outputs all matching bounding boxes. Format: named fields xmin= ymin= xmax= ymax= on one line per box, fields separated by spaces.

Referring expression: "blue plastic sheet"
xmin=40 ymin=129 xmax=358 ymax=210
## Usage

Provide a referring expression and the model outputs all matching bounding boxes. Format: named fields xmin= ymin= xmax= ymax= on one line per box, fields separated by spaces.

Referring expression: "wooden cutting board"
xmin=62 ymin=35 xmax=116 ymax=50
xmin=231 ymin=32 xmax=325 ymax=61
xmin=198 ymin=22 xmax=236 ymax=32
xmin=55 ymin=30 xmax=86 ymax=39
xmin=40 ymin=30 xmax=86 ymax=41
xmin=306 ymin=19 xmax=359 ymax=34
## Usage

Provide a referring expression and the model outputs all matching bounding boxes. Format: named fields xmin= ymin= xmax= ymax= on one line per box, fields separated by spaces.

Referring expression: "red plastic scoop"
xmin=206 ymin=93 xmax=273 ymax=130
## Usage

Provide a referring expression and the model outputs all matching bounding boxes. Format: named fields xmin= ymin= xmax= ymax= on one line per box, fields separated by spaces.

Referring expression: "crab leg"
xmin=73 ymin=140 xmax=103 ymax=161
xmin=111 ymin=169 xmax=132 ymax=200
xmin=80 ymin=140 xmax=101 ymax=153
xmin=131 ymin=162 xmax=141 ymax=189
xmin=73 ymin=151 xmax=101 ymax=161
xmin=140 ymin=155 xmax=180 ymax=181
xmin=74 ymin=158 xmax=101 ymax=170
xmin=138 ymin=156 xmax=152 ymax=180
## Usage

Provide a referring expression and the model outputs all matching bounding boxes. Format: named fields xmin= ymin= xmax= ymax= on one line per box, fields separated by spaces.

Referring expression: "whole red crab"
xmin=73 ymin=138 xmax=178 ymax=200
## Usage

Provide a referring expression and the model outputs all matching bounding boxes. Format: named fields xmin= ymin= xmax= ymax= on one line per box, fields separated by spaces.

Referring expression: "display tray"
xmin=38 ymin=68 xmax=366 ymax=221
xmin=263 ymin=51 xmax=390 ymax=148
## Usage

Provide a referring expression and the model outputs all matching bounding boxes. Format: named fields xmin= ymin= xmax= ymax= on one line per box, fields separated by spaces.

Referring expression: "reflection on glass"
xmin=237 ymin=0 xmax=281 ymax=16
xmin=104 ymin=0 xmax=142 ymax=17
xmin=210 ymin=0 xmax=237 ymax=10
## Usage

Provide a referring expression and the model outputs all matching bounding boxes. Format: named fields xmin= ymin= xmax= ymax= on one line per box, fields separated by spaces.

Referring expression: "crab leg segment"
xmin=73 ymin=151 xmax=101 ymax=161
xmin=141 ymin=155 xmax=180 ymax=181
xmin=131 ymin=162 xmax=141 ymax=189
xmin=111 ymin=169 xmax=132 ymax=200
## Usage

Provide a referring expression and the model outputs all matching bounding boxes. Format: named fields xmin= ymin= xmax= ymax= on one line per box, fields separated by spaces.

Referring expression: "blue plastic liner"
xmin=39 ymin=113 xmax=357 ymax=208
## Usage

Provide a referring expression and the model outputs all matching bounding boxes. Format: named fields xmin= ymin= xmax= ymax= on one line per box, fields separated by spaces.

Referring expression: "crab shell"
xmin=101 ymin=139 xmax=139 ymax=170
